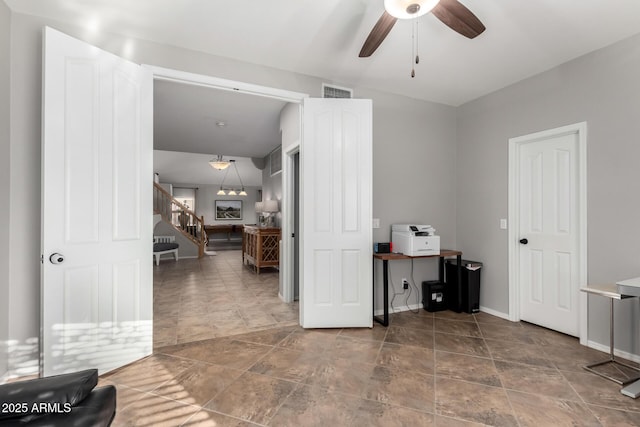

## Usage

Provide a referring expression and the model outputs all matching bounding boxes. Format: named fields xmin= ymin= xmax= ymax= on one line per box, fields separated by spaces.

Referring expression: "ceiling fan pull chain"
xmin=411 ymin=19 xmax=416 ymax=78
xmin=415 ymin=19 xmax=420 ymax=64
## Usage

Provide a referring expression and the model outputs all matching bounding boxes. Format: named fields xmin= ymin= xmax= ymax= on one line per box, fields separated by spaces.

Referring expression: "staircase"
xmin=153 ymin=183 xmax=207 ymax=257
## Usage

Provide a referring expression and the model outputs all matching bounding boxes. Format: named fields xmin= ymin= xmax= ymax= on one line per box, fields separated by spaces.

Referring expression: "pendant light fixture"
xmin=209 ymin=154 xmax=231 ymax=170
xmin=214 ymin=159 xmax=247 ymax=196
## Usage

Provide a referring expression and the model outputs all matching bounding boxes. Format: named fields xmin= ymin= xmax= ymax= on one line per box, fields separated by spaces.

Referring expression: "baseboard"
xmin=478 ymin=306 xmax=511 ymax=321
xmin=374 ymin=303 xmax=423 ymax=316
xmin=374 ymin=305 xmax=513 ymax=319
xmin=587 ymin=340 xmax=640 ymax=364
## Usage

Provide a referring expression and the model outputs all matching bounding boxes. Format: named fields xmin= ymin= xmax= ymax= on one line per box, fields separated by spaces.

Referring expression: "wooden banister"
xmin=153 ymin=183 xmax=208 ymax=257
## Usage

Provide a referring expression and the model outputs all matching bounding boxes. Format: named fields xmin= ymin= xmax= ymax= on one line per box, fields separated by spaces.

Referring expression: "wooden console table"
xmin=243 ymin=226 xmax=280 ymax=274
xmin=373 ymin=250 xmax=462 ymax=326
xmin=205 ymin=224 xmax=243 ymax=241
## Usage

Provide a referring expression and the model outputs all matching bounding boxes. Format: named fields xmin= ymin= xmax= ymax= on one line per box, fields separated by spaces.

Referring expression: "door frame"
xmin=282 ymin=144 xmax=300 ymax=303
xmin=507 ymin=122 xmax=588 ymax=345
xmin=142 ymin=65 xmax=307 ymax=308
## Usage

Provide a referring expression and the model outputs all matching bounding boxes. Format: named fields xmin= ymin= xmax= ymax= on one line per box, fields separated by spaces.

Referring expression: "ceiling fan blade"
xmin=432 ymin=0 xmax=486 ymax=39
xmin=359 ymin=11 xmax=397 ymax=58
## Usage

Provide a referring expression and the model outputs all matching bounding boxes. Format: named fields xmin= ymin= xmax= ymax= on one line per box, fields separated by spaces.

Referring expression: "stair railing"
xmin=153 ymin=183 xmax=207 ymax=257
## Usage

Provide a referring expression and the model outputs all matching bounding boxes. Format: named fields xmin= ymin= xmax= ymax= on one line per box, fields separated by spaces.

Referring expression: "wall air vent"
xmin=322 ymin=83 xmax=353 ymax=99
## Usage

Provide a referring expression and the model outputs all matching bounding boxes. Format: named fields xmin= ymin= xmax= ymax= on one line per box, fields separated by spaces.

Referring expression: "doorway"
xmin=148 ymin=66 xmax=307 ymax=346
xmin=508 ymin=122 xmax=587 ymax=343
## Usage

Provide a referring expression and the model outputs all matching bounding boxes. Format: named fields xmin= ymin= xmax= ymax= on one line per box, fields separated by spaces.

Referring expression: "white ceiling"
xmin=154 ymin=151 xmax=264 ymax=187
xmin=7 ymin=0 xmax=640 ymax=183
xmin=154 ymin=80 xmax=287 ymax=158
xmin=6 ymin=0 xmax=640 ymax=106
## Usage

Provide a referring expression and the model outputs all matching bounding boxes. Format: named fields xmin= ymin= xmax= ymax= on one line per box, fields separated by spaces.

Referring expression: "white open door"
xmin=301 ymin=98 xmax=372 ymax=328
xmin=41 ymin=27 xmax=153 ymax=375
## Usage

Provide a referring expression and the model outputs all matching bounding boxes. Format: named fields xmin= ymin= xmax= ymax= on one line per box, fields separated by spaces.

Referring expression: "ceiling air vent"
xmin=322 ymin=83 xmax=353 ymax=99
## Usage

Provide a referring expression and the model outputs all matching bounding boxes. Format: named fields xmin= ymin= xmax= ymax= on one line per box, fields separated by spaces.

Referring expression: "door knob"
xmin=49 ymin=253 xmax=65 ymax=264
xmin=519 ymin=238 xmax=528 ymax=245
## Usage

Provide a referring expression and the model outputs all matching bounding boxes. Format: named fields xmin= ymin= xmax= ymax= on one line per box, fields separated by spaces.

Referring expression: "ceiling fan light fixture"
xmin=384 ymin=0 xmax=440 ymax=19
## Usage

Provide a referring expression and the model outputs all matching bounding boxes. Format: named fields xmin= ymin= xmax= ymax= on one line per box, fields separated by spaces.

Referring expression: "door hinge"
xmin=40 ymin=254 xmax=44 ymax=264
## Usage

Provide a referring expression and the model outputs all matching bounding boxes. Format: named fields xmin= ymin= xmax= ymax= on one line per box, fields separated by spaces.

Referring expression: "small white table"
xmin=580 ymin=283 xmax=640 ymax=386
xmin=616 ymin=277 xmax=640 ymax=398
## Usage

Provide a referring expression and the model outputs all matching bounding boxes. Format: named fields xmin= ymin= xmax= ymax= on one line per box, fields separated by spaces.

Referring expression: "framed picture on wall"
xmin=215 ymin=200 xmax=242 ymax=220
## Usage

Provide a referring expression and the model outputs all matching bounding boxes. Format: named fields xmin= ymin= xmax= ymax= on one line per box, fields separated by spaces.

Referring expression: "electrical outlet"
xmin=402 ymin=278 xmax=409 ymax=289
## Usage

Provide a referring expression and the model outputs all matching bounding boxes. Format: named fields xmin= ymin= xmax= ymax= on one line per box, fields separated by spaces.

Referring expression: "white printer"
xmin=391 ymin=224 xmax=440 ymax=256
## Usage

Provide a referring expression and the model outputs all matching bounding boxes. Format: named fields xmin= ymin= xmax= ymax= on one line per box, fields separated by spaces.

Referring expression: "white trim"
xmin=143 ymin=65 xmax=309 ymax=103
xmin=374 ymin=304 xmax=422 ymax=316
xmin=587 ymin=340 xmax=640 ymax=364
xmin=478 ymin=306 xmax=511 ymax=321
xmin=282 ymin=143 xmax=300 ymax=304
xmin=508 ymin=122 xmax=588 ymax=343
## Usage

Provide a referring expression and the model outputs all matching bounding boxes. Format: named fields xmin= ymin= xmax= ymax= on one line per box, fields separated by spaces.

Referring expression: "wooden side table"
xmin=243 ymin=226 xmax=280 ymax=274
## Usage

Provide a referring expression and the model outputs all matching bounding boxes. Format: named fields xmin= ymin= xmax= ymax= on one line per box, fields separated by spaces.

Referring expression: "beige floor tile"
xmin=508 ymin=390 xmax=601 ymax=426
xmin=435 ymin=351 xmax=501 ymax=387
xmin=376 ymin=342 xmax=435 ymax=375
xmin=436 ymin=377 xmax=518 ymax=426
xmin=495 ymin=360 xmax=581 ymax=401
xmin=204 ymin=371 xmax=296 ymax=425
xmin=101 ymin=249 xmax=640 ymax=426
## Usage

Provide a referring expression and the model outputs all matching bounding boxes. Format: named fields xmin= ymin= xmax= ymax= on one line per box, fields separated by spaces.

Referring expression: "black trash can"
xmin=422 ymin=280 xmax=447 ymax=312
xmin=445 ymin=259 xmax=482 ymax=313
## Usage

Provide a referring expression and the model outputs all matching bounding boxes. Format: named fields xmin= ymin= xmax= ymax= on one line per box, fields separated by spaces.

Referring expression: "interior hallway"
xmin=100 ymin=251 xmax=640 ymax=426
xmin=152 ymin=250 xmax=298 ymax=347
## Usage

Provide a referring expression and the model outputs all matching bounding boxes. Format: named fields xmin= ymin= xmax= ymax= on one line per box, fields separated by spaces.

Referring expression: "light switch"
xmin=372 ymin=218 xmax=380 ymax=229
xmin=500 ymin=219 xmax=507 ymax=230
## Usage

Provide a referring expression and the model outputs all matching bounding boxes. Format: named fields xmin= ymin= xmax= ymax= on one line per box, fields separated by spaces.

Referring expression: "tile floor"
xmin=101 ymin=250 xmax=640 ymax=426
xmin=152 ymin=250 xmax=299 ymax=347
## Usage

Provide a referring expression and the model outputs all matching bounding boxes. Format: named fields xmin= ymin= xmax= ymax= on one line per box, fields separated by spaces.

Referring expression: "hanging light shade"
xmin=216 ymin=163 xmax=231 ymax=195
xmin=231 ymin=160 xmax=247 ymax=197
xmin=227 ymin=189 xmax=237 ymax=196
xmin=209 ymin=154 xmax=231 ymax=170
xmin=384 ymin=0 xmax=440 ymax=19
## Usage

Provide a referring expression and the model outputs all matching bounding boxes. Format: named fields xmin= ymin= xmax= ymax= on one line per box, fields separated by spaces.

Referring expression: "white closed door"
xmin=518 ymin=130 xmax=582 ymax=336
xmin=301 ymin=98 xmax=372 ymax=328
xmin=42 ymin=27 xmax=153 ymax=375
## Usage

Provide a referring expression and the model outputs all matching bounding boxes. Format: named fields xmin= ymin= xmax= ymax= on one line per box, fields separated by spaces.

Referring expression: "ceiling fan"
xmin=359 ymin=0 xmax=486 ymax=58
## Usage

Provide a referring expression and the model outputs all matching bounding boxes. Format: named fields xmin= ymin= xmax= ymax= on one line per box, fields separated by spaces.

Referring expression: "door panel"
xmin=301 ymin=98 xmax=372 ymax=328
xmin=519 ymin=133 xmax=579 ymax=336
xmin=42 ymin=27 xmax=153 ymax=375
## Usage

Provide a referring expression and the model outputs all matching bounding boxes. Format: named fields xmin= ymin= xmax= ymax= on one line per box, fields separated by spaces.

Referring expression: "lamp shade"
xmin=255 ymin=201 xmax=264 ymax=212
xmin=263 ymin=200 xmax=279 ymax=213
xmin=384 ymin=0 xmax=440 ymax=19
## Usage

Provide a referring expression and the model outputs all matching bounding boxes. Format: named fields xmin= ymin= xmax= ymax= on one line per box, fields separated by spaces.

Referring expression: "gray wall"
xmin=6 ymin=12 xmax=459 ymax=374
xmin=457 ymin=33 xmax=640 ymax=355
xmin=0 ymin=0 xmax=11 ymax=380
xmin=195 ymin=184 xmax=261 ymax=225
xmin=261 ymin=146 xmax=283 ymax=227
xmin=364 ymin=89 xmax=458 ymax=311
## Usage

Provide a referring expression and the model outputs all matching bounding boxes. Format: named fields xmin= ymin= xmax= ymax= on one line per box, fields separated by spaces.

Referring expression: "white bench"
xmin=153 ymin=236 xmax=179 ymax=265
